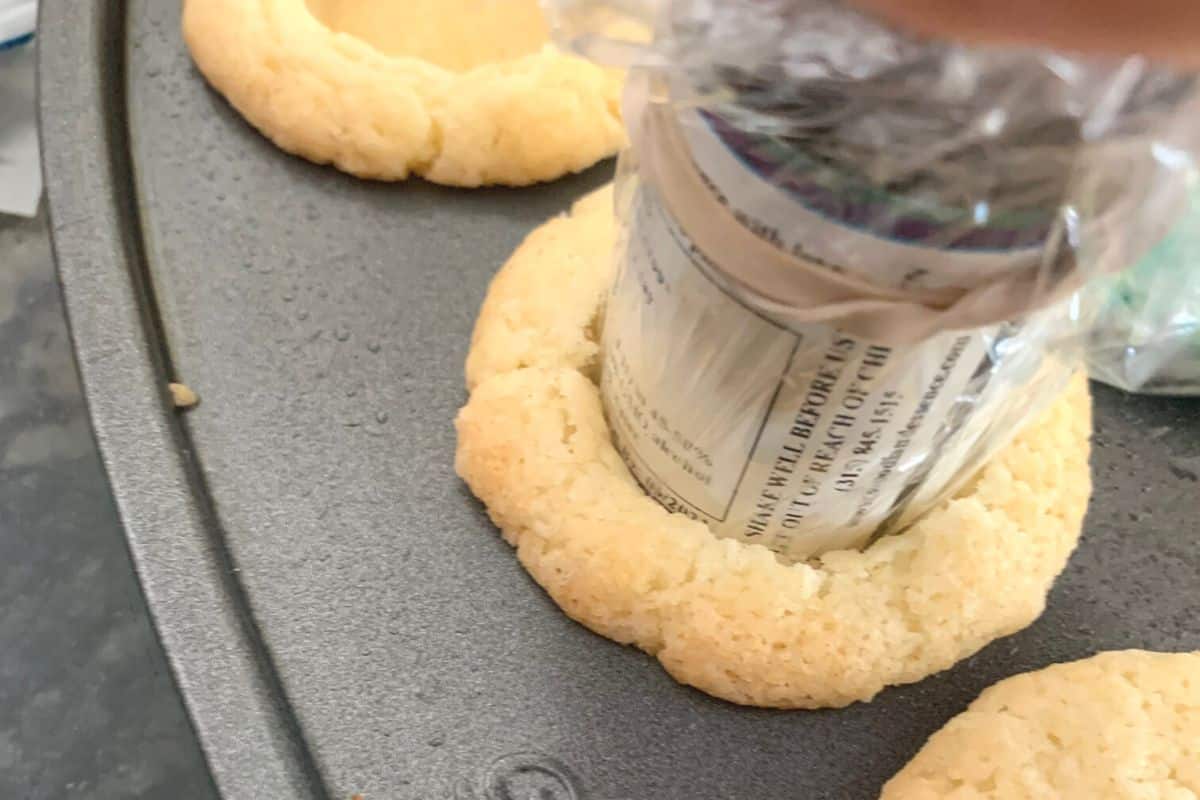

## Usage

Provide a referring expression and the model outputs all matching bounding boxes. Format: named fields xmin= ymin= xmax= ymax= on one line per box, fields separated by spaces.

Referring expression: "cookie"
xmin=456 ymin=185 xmax=1093 ymax=708
xmin=182 ymin=0 xmax=625 ymax=186
xmin=881 ymin=650 xmax=1200 ymax=799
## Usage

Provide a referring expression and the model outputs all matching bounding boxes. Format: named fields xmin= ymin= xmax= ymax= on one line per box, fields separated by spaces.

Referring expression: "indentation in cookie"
xmin=303 ymin=0 xmax=550 ymax=71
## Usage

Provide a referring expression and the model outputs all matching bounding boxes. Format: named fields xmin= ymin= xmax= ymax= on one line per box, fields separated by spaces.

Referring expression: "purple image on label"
xmin=701 ymin=111 xmax=1055 ymax=253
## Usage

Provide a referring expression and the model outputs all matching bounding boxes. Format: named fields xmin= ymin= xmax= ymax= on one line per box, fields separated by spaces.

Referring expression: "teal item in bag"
xmin=1088 ymin=191 xmax=1200 ymax=395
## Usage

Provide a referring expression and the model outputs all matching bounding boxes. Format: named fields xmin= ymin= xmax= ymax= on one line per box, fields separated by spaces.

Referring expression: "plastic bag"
xmin=551 ymin=0 xmax=1200 ymax=560
xmin=1086 ymin=188 xmax=1200 ymax=395
xmin=0 ymin=0 xmax=39 ymax=218
xmin=0 ymin=0 xmax=35 ymax=50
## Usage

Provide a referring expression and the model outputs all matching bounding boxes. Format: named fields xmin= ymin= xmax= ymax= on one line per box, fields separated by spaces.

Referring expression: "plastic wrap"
xmin=0 ymin=0 xmax=39 ymax=218
xmin=0 ymin=0 xmax=35 ymax=49
xmin=550 ymin=0 xmax=1200 ymax=561
xmin=1087 ymin=188 xmax=1200 ymax=395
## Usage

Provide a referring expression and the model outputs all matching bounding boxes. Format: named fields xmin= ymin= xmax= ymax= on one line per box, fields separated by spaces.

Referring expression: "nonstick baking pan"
xmin=39 ymin=2 xmax=1200 ymax=798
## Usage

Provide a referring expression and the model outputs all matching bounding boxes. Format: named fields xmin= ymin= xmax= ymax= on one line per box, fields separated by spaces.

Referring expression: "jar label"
xmin=603 ymin=188 xmax=1011 ymax=558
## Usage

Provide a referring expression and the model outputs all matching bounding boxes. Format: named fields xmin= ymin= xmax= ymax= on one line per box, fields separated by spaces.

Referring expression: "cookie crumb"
xmin=169 ymin=382 xmax=199 ymax=409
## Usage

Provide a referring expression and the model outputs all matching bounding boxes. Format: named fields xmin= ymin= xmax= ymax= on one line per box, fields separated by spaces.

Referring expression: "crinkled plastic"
xmin=549 ymin=0 xmax=1200 ymax=560
xmin=1087 ymin=189 xmax=1200 ymax=395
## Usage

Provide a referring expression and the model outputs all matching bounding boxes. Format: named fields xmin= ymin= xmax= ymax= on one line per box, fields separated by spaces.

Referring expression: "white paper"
xmin=602 ymin=191 xmax=1000 ymax=560
xmin=0 ymin=0 xmax=36 ymax=47
xmin=0 ymin=43 xmax=42 ymax=218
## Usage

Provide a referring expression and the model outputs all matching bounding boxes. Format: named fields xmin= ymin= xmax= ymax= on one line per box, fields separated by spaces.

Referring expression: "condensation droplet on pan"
xmin=1168 ymin=455 xmax=1200 ymax=482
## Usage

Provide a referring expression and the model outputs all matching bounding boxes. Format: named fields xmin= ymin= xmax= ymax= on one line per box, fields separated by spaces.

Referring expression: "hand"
xmin=851 ymin=0 xmax=1200 ymax=67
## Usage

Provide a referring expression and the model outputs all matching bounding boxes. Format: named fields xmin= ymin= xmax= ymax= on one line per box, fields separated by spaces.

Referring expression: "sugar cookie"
xmin=881 ymin=650 xmax=1200 ymax=799
xmin=456 ymin=185 xmax=1093 ymax=708
xmin=183 ymin=0 xmax=625 ymax=185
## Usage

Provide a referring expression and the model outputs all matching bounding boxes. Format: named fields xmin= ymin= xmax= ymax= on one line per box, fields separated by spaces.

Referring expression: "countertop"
xmin=0 ymin=62 xmax=216 ymax=794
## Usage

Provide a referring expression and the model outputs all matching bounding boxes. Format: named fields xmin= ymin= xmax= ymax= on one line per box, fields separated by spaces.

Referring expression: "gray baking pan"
xmin=39 ymin=2 xmax=1200 ymax=799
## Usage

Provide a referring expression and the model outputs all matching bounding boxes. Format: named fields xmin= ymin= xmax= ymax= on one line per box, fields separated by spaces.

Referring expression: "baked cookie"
xmin=456 ymin=185 xmax=1093 ymax=709
xmin=182 ymin=0 xmax=625 ymax=186
xmin=881 ymin=650 xmax=1200 ymax=799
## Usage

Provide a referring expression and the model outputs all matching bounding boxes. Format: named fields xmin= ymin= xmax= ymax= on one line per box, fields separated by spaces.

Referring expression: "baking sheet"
xmin=41 ymin=2 xmax=1200 ymax=798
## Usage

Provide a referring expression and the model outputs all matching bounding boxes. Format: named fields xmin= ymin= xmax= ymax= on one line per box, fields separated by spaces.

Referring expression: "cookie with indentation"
xmin=456 ymin=184 xmax=1094 ymax=709
xmin=881 ymin=650 xmax=1200 ymax=799
xmin=183 ymin=0 xmax=625 ymax=186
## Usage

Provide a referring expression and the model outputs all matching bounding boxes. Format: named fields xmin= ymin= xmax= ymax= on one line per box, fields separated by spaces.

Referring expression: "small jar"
xmin=570 ymin=0 xmax=1200 ymax=560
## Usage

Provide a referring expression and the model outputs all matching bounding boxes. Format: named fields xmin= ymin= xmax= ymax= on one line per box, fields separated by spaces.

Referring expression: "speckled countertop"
xmin=0 ymin=45 xmax=216 ymax=796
